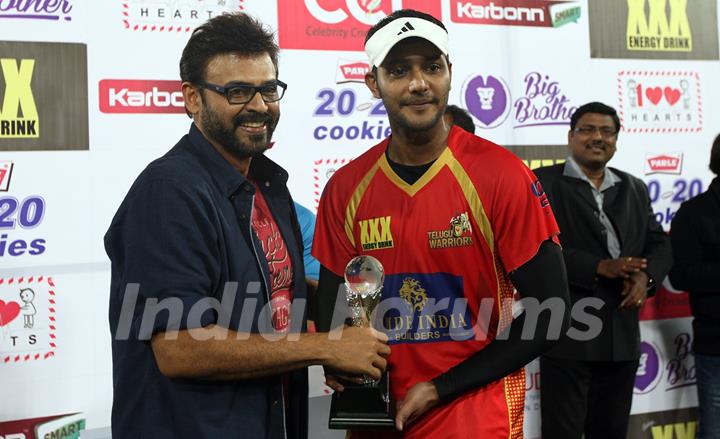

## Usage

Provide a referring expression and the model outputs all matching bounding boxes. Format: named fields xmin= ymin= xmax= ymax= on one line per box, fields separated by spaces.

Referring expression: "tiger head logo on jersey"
xmin=450 ymin=212 xmax=472 ymax=237
xmin=399 ymin=277 xmax=428 ymax=312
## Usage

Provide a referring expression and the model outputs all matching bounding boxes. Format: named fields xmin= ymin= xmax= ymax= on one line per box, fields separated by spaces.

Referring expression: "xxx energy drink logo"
xmin=0 ymin=58 xmax=38 ymax=139
xmin=589 ymin=0 xmax=719 ymax=60
xmin=626 ymin=0 xmax=691 ymax=52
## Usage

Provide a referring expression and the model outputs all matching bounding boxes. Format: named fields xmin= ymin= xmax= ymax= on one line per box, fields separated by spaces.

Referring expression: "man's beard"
xmin=201 ymin=105 xmax=277 ymax=160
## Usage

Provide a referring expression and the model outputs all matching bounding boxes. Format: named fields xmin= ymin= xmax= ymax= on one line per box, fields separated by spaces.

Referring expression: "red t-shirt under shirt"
xmin=251 ymin=184 xmax=293 ymax=333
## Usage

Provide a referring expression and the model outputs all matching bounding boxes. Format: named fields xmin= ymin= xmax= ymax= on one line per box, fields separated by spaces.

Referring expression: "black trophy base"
xmin=328 ymin=373 xmax=395 ymax=430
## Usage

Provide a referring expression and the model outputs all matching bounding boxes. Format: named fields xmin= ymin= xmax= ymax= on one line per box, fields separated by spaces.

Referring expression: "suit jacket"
xmin=669 ymin=177 xmax=720 ymax=355
xmin=535 ymin=163 xmax=672 ymax=361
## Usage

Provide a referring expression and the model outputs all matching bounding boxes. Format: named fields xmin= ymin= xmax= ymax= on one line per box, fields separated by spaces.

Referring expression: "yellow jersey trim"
xmin=344 ymin=162 xmax=381 ymax=247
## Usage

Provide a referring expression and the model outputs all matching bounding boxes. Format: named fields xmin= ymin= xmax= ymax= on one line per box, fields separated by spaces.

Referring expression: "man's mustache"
xmin=400 ymin=96 xmax=439 ymax=106
xmin=233 ymin=113 xmax=274 ymax=127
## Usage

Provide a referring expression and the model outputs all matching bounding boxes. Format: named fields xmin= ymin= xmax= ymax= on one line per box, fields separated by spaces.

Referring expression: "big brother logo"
xmin=311 ymin=86 xmax=391 ymax=142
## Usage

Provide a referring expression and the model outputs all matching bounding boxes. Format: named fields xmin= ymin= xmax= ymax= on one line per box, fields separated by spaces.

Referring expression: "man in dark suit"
xmin=534 ymin=102 xmax=672 ymax=439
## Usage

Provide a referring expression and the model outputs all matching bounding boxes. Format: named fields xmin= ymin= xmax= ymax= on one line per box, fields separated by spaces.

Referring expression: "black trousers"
xmin=540 ymin=356 xmax=640 ymax=439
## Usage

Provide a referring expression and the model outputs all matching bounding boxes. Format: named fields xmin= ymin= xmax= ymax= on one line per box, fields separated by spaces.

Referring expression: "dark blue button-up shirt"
xmin=105 ymin=124 xmax=308 ymax=439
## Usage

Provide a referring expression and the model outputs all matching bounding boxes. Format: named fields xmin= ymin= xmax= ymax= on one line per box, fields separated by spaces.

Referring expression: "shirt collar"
xmin=563 ymin=156 xmax=621 ymax=192
xmin=187 ymin=123 xmax=288 ymax=197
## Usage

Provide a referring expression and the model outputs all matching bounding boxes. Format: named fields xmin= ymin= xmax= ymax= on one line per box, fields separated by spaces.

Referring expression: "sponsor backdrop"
xmin=1 ymin=1 xmax=719 ymax=437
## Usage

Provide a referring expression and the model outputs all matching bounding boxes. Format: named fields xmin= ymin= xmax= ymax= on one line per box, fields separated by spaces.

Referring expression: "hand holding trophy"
xmin=328 ymin=255 xmax=395 ymax=429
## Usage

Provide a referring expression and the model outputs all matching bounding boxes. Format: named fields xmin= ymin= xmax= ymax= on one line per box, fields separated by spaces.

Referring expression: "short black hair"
xmin=570 ymin=102 xmax=621 ymax=133
xmin=446 ymin=105 xmax=475 ymax=134
xmin=710 ymin=134 xmax=720 ymax=175
xmin=364 ymin=9 xmax=446 ymax=45
xmin=180 ymin=12 xmax=278 ymax=85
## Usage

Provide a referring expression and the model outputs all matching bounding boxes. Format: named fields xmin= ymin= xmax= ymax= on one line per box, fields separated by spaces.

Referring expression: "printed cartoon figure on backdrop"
xmin=19 ymin=288 xmax=36 ymax=329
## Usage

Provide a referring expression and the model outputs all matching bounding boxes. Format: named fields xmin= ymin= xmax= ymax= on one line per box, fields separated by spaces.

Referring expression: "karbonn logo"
xmin=359 ymin=216 xmax=394 ymax=251
xmin=305 ymin=0 xmax=390 ymax=25
xmin=627 ymin=0 xmax=691 ymax=51
xmin=0 ymin=58 xmax=39 ymax=139
xmin=0 ymin=434 xmax=26 ymax=439
xmin=99 ymin=79 xmax=184 ymax=114
xmin=451 ymin=0 xmax=581 ymax=28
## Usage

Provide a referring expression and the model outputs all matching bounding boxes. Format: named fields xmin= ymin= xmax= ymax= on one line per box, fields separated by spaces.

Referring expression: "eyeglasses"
xmin=201 ymin=80 xmax=287 ymax=104
xmin=574 ymin=125 xmax=618 ymax=138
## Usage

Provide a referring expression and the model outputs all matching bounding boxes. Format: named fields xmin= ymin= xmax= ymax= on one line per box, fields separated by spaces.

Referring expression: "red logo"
xmin=336 ymin=60 xmax=370 ymax=83
xmin=278 ymin=0 xmax=442 ymax=51
xmin=99 ymin=80 xmax=185 ymax=114
xmin=0 ymin=162 xmax=13 ymax=192
xmin=645 ymin=153 xmax=683 ymax=175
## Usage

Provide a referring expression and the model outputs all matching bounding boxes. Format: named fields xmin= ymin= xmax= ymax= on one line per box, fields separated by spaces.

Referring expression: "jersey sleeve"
xmin=312 ymin=175 xmax=358 ymax=277
xmin=491 ymin=158 xmax=560 ymax=273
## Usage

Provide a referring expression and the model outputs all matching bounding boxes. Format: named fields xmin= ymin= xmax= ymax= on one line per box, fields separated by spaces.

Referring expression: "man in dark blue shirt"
xmin=104 ymin=13 xmax=390 ymax=439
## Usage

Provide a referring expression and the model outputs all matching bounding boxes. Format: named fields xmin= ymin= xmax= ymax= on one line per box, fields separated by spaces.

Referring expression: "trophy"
xmin=328 ymin=255 xmax=395 ymax=430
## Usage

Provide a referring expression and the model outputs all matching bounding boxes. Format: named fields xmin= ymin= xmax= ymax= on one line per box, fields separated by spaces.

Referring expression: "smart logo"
xmin=278 ymin=0 xmax=442 ymax=51
xmin=0 ymin=58 xmax=38 ymax=139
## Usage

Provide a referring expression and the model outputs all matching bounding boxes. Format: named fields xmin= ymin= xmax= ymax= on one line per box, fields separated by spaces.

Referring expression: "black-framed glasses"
xmin=201 ymin=80 xmax=287 ymax=104
xmin=573 ymin=125 xmax=618 ymax=139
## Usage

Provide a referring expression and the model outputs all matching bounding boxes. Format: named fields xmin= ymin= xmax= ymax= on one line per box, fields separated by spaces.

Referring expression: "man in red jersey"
xmin=313 ymin=9 xmax=571 ymax=439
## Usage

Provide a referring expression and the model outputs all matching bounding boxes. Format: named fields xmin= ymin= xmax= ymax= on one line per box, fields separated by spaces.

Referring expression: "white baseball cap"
xmin=364 ymin=16 xmax=449 ymax=68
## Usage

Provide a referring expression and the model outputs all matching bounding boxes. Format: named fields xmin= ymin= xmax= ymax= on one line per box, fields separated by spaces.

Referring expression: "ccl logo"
xmin=0 ymin=58 xmax=38 ymax=138
xmin=278 ymin=0 xmax=441 ymax=51
xmin=306 ymin=0 xmax=392 ymax=25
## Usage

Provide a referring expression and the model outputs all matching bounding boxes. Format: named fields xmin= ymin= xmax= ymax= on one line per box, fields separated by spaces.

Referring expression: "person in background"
xmin=294 ymin=202 xmax=320 ymax=281
xmin=534 ymin=102 xmax=672 ymax=439
xmin=669 ymin=133 xmax=720 ymax=439
xmin=444 ymin=104 xmax=475 ymax=134
xmin=294 ymin=201 xmax=321 ymax=325
xmin=105 ymin=13 xmax=389 ymax=439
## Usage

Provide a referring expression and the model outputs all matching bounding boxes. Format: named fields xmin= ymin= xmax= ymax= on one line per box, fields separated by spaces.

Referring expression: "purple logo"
xmin=513 ymin=72 xmax=575 ymax=128
xmin=635 ymin=341 xmax=662 ymax=394
xmin=462 ymin=75 xmax=510 ymax=129
xmin=0 ymin=0 xmax=72 ymax=21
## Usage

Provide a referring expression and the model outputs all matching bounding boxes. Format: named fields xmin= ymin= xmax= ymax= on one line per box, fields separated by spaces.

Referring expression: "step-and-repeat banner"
xmin=1 ymin=1 xmax=718 ymax=437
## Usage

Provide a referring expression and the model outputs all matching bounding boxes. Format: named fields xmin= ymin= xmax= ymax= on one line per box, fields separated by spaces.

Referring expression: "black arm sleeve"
xmin=315 ymin=265 xmax=345 ymax=332
xmin=431 ymin=240 xmax=570 ymax=402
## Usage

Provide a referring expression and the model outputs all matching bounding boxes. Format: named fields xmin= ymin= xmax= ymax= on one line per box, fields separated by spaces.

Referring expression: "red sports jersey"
xmin=313 ymin=126 xmax=559 ymax=439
